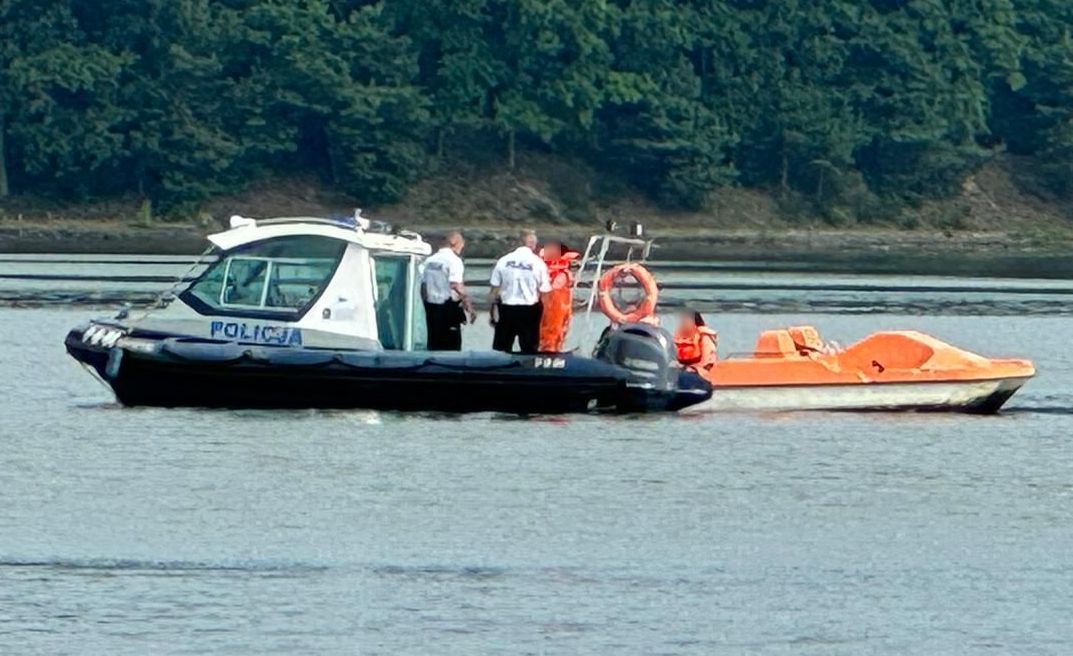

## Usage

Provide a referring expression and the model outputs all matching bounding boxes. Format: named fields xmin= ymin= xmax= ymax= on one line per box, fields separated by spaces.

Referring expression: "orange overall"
xmin=538 ymin=254 xmax=577 ymax=352
xmin=675 ymin=326 xmax=719 ymax=372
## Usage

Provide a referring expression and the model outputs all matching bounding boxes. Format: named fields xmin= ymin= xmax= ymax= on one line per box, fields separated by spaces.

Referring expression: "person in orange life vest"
xmin=674 ymin=309 xmax=718 ymax=372
xmin=537 ymin=240 xmax=578 ymax=352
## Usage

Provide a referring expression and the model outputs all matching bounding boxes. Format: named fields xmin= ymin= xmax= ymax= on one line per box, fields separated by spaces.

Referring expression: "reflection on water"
xmin=1 ymin=265 xmax=1072 ymax=653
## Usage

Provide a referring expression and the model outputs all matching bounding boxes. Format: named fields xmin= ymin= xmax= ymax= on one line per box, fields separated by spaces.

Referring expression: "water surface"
xmin=0 ymin=260 xmax=1071 ymax=654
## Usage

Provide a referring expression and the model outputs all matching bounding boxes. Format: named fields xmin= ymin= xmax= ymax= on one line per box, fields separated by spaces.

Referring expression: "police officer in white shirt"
xmin=421 ymin=231 xmax=475 ymax=350
xmin=489 ymin=229 xmax=551 ymax=354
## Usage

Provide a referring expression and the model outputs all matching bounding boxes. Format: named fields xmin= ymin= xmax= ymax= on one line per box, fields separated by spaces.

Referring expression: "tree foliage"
xmin=0 ymin=0 xmax=1067 ymax=214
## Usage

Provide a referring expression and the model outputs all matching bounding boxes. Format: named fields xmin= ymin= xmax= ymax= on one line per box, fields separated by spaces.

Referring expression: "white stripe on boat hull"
xmin=683 ymin=377 xmax=1028 ymax=413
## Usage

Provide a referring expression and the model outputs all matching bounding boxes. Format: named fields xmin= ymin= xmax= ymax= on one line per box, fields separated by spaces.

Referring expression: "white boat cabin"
xmin=136 ymin=214 xmax=432 ymax=350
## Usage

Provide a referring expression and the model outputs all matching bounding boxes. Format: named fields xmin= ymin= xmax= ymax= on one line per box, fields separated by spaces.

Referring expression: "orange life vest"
xmin=539 ymin=253 xmax=578 ymax=352
xmin=675 ymin=326 xmax=718 ymax=368
xmin=546 ymin=254 xmax=577 ymax=291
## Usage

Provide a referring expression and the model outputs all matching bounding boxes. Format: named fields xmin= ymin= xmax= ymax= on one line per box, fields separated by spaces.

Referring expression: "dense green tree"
xmin=848 ymin=0 xmax=1016 ymax=198
xmin=76 ymin=0 xmax=266 ymax=202
xmin=0 ymin=0 xmax=133 ymax=198
xmin=598 ymin=0 xmax=736 ymax=207
xmin=1 ymin=0 xmax=1071 ymax=216
xmin=486 ymin=0 xmax=613 ymax=169
xmin=729 ymin=1 xmax=863 ymax=198
xmin=385 ymin=0 xmax=499 ymax=158
xmin=235 ymin=0 xmax=428 ymax=201
xmin=391 ymin=0 xmax=613 ymax=169
xmin=991 ymin=0 xmax=1073 ymax=194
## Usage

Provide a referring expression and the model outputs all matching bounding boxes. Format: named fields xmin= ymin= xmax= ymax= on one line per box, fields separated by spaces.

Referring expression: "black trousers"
xmin=493 ymin=303 xmax=543 ymax=354
xmin=424 ymin=301 xmax=463 ymax=351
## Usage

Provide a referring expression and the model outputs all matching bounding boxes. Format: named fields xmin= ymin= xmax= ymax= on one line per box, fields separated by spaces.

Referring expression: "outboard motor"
xmin=594 ymin=322 xmax=701 ymax=411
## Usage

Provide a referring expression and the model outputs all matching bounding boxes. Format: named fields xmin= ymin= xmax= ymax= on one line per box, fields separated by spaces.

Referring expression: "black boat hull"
xmin=66 ymin=329 xmax=710 ymax=414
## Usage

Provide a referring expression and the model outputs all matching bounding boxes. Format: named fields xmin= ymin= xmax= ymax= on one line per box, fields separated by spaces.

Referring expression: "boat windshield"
xmin=182 ymin=236 xmax=345 ymax=319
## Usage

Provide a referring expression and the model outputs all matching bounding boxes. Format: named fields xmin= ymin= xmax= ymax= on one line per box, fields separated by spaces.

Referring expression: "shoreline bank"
xmin=2 ymin=220 xmax=1072 ymax=278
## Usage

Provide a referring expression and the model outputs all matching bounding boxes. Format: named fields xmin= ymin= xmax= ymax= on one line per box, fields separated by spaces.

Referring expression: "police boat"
xmin=64 ymin=213 xmax=711 ymax=413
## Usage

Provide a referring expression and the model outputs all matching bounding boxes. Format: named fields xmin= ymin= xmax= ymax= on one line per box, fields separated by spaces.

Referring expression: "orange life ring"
xmin=597 ymin=263 xmax=659 ymax=324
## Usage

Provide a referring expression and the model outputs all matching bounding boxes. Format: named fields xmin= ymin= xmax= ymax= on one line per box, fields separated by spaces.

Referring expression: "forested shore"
xmin=1 ymin=0 xmax=1072 ymax=230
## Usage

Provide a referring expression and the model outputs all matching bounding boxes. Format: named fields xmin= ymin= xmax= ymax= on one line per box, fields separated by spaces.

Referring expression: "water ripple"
xmin=0 ymin=557 xmax=329 ymax=574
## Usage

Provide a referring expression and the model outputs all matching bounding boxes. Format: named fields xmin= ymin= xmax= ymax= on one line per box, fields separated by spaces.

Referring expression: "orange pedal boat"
xmin=687 ymin=326 xmax=1035 ymax=414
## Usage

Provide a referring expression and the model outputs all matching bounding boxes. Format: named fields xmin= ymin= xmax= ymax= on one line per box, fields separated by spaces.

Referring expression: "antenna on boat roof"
xmin=353 ymin=208 xmax=371 ymax=231
xmin=229 ymin=215 xmax=256 ymax=229
xmin=603 ymin=219 xmax=644 ymax=238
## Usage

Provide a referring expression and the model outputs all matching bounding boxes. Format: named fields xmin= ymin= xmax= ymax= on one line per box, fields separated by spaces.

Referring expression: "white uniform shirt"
xmin=490 ymin=246 xmax=551 ymax=306
xmin=422 ymin=247 xmax=464 ymax=304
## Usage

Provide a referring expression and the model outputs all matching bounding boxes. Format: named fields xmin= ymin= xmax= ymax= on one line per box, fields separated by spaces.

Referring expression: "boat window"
xmin=372 ymin=256 xmax=410 ymax=350
xmin=183 ymin=236 xmax=345 ymax=318
xmin=410 ymin=257 xmax=428 ymax=351
xmin=223 ymin=258 xmax=269 ymax=307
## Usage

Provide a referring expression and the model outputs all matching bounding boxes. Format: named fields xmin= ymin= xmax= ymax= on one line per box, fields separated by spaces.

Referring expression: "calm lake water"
xmin=1 ymin=256 xmax=1071 ymax=654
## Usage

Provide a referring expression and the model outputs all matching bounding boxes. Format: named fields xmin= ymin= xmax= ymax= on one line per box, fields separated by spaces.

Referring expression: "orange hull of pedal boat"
xmin=687 ymin=327 xmax=1034 ymax=414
